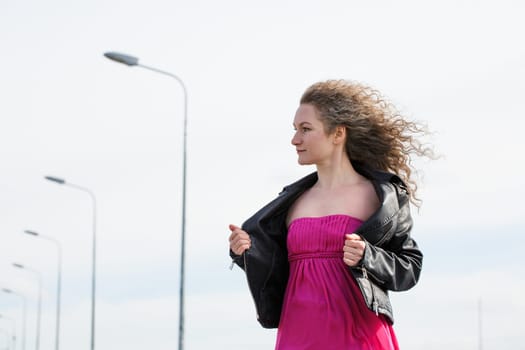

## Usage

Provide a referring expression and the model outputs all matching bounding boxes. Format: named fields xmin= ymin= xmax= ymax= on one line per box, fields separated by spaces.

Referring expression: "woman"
xmin=228 ymin=80 xmax=432 ymax=349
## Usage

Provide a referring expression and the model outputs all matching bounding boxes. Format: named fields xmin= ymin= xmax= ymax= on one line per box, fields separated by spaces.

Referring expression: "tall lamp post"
xmin=103 ymin=51 xmax=188 ymax=350
xmin=1 ymin=288 xmax=26 ymax=350
xmin=11 ymin=264 xmax=41 ymax=350
xmin=23 ymin=230 xmax=62 ymax=350
xmin=44 ymin=176 xmax=96 ymax=350
xmin=0 ymin=314 xmax=16 ymax=350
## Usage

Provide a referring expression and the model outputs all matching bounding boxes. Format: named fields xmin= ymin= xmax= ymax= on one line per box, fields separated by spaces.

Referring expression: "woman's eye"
xmin=302 ymin=128 xmax=310 ymax=132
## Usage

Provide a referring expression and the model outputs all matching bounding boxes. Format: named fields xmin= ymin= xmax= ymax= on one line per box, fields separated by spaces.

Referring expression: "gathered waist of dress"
xmin=288 ymin=251 xmax=343 ymax=262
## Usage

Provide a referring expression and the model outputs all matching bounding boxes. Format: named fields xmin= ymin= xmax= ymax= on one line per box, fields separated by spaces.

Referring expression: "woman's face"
xmin=291 ymin=104 xmax=338 ymax=166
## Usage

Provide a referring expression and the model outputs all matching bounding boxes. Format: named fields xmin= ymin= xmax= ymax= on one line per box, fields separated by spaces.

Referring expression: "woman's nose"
xmin=291 ymin=132 xmax=301 ymax=145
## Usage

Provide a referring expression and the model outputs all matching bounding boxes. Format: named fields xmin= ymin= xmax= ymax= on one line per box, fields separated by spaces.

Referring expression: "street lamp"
xmin=23 ymin=230 xmax=62 ymax=350
xmin=10 ymin=264 xmax=41 ymax=350
xmin=104 ymin=51 xmax=188 ymax=350
xmin=0 ymin=314 xmax=16 ymax=350
xmin=1 ymin=288 xmax=26 ymax=350
xmin=44 ymin=176 xmax=96 ymax=350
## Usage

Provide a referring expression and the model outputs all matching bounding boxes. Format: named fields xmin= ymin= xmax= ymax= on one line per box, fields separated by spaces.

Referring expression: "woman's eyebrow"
xmin=293 ymin=121 xmax=313 ymax=127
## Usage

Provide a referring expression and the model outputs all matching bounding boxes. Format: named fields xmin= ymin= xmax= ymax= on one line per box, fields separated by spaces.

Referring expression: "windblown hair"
xmin=300 ymin=79 xmax=434 ymax=207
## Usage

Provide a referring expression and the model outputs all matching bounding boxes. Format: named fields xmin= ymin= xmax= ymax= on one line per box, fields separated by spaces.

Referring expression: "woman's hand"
xmin=343 ymin=233 xmax=365 ymax=266
xmin=229 ymin=224 xmax=251 ymax=256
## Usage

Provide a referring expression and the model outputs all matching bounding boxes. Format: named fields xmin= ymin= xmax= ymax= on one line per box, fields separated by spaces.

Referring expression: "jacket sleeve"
xmin=359 ymin=189 xmax=423 ymax=292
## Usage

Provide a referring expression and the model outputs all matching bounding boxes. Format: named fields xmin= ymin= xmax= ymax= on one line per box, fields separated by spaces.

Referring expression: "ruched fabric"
xmin=275 ymin=215 xmax=399 ymax=350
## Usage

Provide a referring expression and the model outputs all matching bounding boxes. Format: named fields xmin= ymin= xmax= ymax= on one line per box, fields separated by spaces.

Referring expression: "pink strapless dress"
xmin=275 ymin=214 xmax=399 ymax=350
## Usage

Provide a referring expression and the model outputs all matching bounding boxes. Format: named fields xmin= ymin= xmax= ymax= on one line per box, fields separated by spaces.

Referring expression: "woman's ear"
xmin=333 ymin=125 xmax=346 ymax=144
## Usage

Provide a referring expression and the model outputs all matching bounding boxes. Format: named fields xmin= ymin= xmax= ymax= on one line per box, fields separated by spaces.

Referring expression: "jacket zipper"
xmin=361 ymin=266 xmax=379 ymax=316
xmin=229 ymin=249 xmax=245 ymax=270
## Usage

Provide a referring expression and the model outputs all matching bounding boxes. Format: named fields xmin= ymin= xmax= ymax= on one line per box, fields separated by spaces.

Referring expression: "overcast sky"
xmin=1 ymin=0 xmax=524 ymax=349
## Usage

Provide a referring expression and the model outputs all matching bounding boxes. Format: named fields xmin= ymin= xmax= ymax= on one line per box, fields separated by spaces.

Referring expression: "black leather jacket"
xmin=230 ymin=166 xmax=423 ymax=328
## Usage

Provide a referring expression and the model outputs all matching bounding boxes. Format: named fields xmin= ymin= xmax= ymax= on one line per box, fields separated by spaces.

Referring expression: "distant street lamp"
xmin=0 ymin=314 xmax=16 ymax=350
xmin=11 ymin=264 xmax=40 ymax=350
xmin=44 ymin=176 xmax=97 ymax=350
xmin=104 ymin=51 xmax=188 ymax=350
xmin=23 ymin=230 xmax=62 ymax=350
xmin=1 ymin=289 xmax=26 ymax=350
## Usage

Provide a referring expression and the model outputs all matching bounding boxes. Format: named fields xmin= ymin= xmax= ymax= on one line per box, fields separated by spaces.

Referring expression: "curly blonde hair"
xmin=300 ymin=80 xmax=434 ymax=207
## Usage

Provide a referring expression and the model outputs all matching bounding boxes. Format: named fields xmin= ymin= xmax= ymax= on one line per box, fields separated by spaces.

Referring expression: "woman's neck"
xmin=315 ymin=157 xmax=365 ymax=189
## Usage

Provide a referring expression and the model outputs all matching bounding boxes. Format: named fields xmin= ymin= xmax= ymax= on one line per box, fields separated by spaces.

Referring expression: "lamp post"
xmin=11 ymin=264 xmax=40 ymax=350
xmin=478 ymin=298 xmax=483 ymax=350
xmin=1 ymin=288 xmax=26 ymax=350
xmin=0 ymin=314 xmax=16 ymax=350
xmin=103 ymin=51 xmax=188 ymax=350
xmin=23 ymin=230 xmax=62 ymax=350
xmin=44 ymin=176 xmax=96 ymax=350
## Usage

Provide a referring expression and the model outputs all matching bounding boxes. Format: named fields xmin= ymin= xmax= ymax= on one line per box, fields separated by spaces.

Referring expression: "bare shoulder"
xmin=354 ymin=179 xmax=380 ymax=220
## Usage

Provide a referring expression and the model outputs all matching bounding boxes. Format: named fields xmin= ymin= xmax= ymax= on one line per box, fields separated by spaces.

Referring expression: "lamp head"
xmin=24 ymin=230 xmax=39 ymax=236
xmin=44 ymin=176 xmax=65 ymax=184
xmin=12 ymin=263 xmax=24 ymax=269
xmin=104 ymin=52 xmax=139 ymax=66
